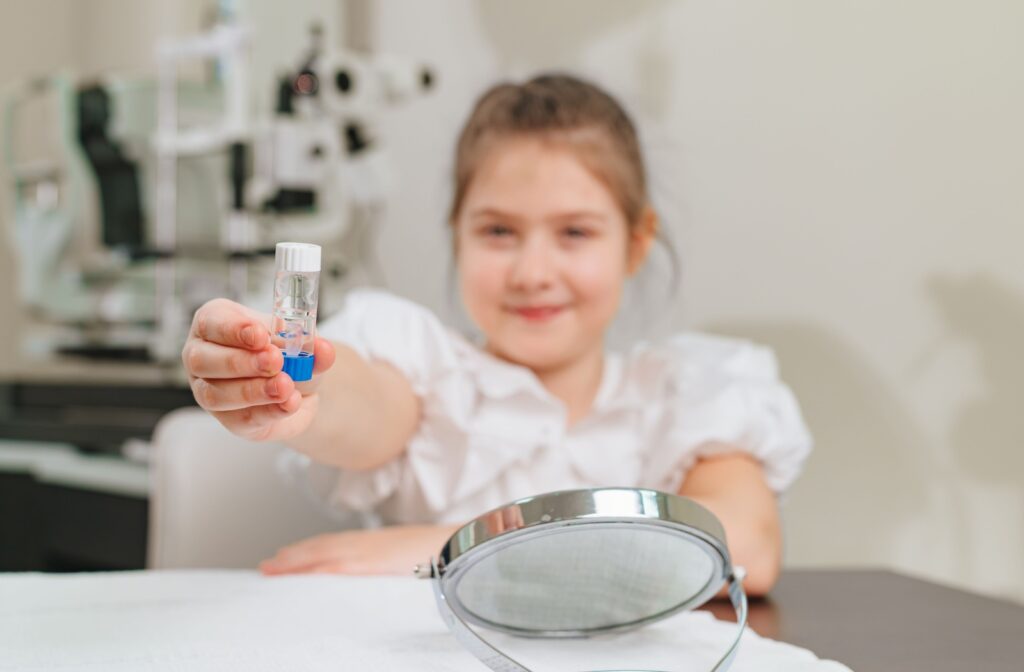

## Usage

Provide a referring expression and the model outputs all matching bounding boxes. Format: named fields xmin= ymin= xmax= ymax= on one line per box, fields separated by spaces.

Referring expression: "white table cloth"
xmin=0 ymin=571 xmax=853 ymax=671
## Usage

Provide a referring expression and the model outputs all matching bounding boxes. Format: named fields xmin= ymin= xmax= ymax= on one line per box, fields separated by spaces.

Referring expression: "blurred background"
xmin=0 ymin=0 xmax=1020 ymax=604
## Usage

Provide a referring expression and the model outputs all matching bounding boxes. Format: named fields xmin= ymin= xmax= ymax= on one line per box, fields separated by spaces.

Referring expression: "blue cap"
xmin=281 ymin=352 xmax=315 ymax=381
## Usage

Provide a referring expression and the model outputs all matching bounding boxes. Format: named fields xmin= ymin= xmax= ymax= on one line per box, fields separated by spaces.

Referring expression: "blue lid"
xmin=281 ymin=351 xmax=315 ymax=382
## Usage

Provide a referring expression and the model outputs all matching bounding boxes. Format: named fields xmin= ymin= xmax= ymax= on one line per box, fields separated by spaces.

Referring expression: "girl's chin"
xmin=487 ymin=338 xmax=580 ymax=371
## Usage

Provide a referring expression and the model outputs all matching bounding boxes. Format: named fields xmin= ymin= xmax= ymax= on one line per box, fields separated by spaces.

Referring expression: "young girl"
xmin=181 ymin=74 xmax=811 ymax=596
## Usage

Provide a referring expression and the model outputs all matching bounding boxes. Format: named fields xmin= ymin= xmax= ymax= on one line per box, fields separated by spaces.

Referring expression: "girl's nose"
xmin=509 ymin=237 xmax=555 ymax=291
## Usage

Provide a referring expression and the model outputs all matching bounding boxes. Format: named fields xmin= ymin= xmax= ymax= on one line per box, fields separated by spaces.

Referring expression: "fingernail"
xmin=256 ymin=351 xmax=274 ymax=373
xmin=241 ymin=326 xmax=255 ymax=347
xmin=266 ymin=379 xmax=280 ymax=398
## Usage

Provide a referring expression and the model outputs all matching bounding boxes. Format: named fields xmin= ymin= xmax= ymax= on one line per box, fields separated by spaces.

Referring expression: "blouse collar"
xmin=448 ymin=330 xmax=649 ymax=413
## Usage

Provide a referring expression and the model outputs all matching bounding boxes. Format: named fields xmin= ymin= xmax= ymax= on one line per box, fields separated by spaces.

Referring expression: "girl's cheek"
xmin=459 ymin=252 xmax=507 ymax=317
xmin=571 ymin=248 xmax=628 ymax=295
xmin=567 ymin=251 xmax=628 ymax=327
xmin=461 ymin=250 xmax=504 ymax=289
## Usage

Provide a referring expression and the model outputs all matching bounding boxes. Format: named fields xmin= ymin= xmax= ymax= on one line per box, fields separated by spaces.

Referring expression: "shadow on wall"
xmin=705 ymin=321 xmax=934 ymax=568
xmin=927 ymin=273 xmax=1024 ymax=486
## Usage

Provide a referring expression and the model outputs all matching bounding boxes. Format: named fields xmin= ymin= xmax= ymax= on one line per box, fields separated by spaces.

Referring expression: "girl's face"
xmin=455 ymin=137 xmax=653 ymax=371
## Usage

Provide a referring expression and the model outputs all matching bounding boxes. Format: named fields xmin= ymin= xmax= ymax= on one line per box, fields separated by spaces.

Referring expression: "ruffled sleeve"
xmin=640 ymin=332 xmax=813 ymax=495
xmin=303 ymin=289 xmax=467 ymax=516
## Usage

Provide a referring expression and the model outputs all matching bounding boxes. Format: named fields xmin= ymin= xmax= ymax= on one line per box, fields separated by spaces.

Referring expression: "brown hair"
xmin=448 ymin=73 xmax=650 ymax=228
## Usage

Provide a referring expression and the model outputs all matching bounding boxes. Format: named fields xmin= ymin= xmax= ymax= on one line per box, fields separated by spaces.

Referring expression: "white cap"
xmin=275 ymin=242 xmax=321 ymax=273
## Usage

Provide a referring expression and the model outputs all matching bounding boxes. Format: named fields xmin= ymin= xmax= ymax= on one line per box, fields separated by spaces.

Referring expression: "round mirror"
xmin=420 ymin=488 xmax=749 ymax=671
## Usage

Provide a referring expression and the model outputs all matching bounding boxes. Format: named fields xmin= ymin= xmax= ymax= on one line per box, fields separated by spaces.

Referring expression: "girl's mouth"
xmin=509 ymin=305 xmax=565 ymax=322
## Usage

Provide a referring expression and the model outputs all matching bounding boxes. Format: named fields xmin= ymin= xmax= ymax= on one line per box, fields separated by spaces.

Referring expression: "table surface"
xmin=703 ymin=569 xmax=1024 ymax=672
xmin=4 ymin=567 xmax=1022 ymax=670
xmin=2 ymin=568 xmax=844 ymax=671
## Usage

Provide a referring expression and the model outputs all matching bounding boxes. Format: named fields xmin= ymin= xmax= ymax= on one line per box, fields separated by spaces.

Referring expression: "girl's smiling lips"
xmin=507 ymin=304 xmax=566 ymax=321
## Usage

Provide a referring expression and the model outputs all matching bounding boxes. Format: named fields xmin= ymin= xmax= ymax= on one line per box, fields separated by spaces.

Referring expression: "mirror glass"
xmin=454 ymin=524 xmax=717 ymax=633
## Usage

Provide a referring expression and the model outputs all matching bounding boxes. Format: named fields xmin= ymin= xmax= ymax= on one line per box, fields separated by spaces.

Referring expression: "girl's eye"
xmin=483 ymin=224 xmax=514 ymax=238
xmin=563 ymin=226 xmax=590 ymax=239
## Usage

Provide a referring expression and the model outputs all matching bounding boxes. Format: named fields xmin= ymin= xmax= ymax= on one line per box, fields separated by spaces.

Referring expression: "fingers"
xmin=185 ymin=300 xmax=334 ymax=442
xmin=311 ymin=338 xmax=336 ymax=375
xmin=183 ymin=341 xmax=282 ymax=379
xmin=309 ymin=561 xmax=386 ymax=575
xmin=261 ymin=560 xmax=354 ymax=576
xmin=259 ymin=534 xmax=346 ymax=575
xmin=258 ymin=527 xmax=428 ymax=577
xmin=210 ymin=391 xmax=304 ymax=439
xmin=191 ymin=373 xmax=296 ymax=412
xmin=258 ymin=533 xmax=385 ymax=576
xmin=288 ymin=338 xmax=336 ymax=395
xmin=191 ymin=298 xmax=270 ymax=350
xmin=261 ymin=557 xmax=390 ymax=576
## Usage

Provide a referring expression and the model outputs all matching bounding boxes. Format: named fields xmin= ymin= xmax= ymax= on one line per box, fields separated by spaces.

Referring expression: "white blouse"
xmin=298 ymin=289 xmax=812 ymax=526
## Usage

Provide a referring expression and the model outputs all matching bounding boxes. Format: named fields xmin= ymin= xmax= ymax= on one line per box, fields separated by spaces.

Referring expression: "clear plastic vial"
xmin=272 ymin=242 xmax=321 ymax=382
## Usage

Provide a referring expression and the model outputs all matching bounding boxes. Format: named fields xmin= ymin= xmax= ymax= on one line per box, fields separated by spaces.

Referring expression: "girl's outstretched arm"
xmin=286 ymin=342 xmax=421 ymax=471
xmin=678 ymin=449 xmax=782 ymax=597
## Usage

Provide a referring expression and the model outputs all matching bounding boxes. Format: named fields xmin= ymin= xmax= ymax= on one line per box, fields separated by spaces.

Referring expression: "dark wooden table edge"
xmin=700 ymin=567 xmax=1024 ymax=671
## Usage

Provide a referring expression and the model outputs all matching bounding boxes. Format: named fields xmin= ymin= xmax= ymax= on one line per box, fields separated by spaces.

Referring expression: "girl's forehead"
xmin=464 ymin=138 xmax=621 ymax=214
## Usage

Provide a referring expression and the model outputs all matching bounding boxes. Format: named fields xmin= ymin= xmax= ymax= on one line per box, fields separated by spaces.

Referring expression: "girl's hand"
xmin=182 ymin=298 xmax=336 ymax=442
xmin=259 ymin=525 xmax=460 ymax=576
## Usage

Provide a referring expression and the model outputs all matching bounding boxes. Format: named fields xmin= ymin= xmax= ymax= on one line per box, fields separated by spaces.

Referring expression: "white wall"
xmin=363 ymin=0 xmax=1024 ymax=602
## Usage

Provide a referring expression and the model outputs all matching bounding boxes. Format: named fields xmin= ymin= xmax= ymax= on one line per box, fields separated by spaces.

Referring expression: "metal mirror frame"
xmin=416 ymin=488 xmax=749 ymax=672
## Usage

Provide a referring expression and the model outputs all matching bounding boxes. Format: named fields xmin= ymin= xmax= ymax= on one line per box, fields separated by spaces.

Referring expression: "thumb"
xmin=293 ymin=338 xmax=335 ymax=396
xmin=311 ymin=337 xmax=336 ymax=375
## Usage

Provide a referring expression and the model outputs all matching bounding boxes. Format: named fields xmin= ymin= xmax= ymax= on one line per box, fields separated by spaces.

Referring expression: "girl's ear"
xmin=627 ymin=206 xmax=659 ymax=276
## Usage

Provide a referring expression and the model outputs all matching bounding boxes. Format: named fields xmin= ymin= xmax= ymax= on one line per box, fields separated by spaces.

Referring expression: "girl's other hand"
xmin=182 ymin=298 xmax=336 ymax=442
xmin=259 ymin=525 xmax=459 ymax=576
